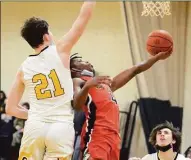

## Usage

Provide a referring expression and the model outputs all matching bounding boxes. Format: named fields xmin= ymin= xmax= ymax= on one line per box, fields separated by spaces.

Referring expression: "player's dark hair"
xmin=184 ymin=146 xmax=191 ymax=157
xmin=22 ymin=102 xmax=30 ymax=110
xmin=70 ymin=53 xmax=82 ymax=61
xmin=70 ymin=53 xmax=82 ymax=69
xmin=21 ymin=17 xmax=49 ymax=48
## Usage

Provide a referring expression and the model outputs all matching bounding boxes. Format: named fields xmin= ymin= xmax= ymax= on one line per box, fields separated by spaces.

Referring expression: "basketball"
xmin=146 ymin=30 xmax=173 ymax=56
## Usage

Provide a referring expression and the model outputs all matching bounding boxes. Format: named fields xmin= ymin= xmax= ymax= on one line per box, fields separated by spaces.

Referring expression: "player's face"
xmin=22 ymin=104 xmax=29 ymax=110
xmin=187 ymin=149 xmax=191 ymax=158
xmin=156 ymin=128 xmax=175 ymax=146
xmin=72 ymin=58 xmax=95 ymax=73
xmin=0 ymin=93 xmax=3 ymax=99
xmin=0 ymin=92 xmax=5 ymax=100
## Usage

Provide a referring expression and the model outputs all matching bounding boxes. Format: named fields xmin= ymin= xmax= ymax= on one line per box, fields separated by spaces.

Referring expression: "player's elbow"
xmin=5 ymin=101 xmax=15 ymax=116
xmin=73 ymin=100 xmax=83 ymax=111
xmin=74 ymin=106 xmax=82 ymax=112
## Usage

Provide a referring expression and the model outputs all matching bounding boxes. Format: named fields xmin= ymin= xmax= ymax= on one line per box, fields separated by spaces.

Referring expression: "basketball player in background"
xmin=129 ymin=121 xmax=191 ymax=160
xmin=5 ymin=2 xmax=96 ymax=159
xmin=70 ymin=48 xmax=173 ymax=160
xmin=185 ymin=147 xmax=191 ymax=159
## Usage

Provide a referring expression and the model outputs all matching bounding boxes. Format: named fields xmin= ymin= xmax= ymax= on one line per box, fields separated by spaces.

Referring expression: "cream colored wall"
xmin=182 ymin=2 xmax=191 ymax=153
xmin=1 ymin=2 xmax=138 ymax=109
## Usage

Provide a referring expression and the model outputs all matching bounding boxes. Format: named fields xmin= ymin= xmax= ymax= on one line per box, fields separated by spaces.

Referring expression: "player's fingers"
xmin=98 ymin=76 xmax=110 ymax=78
xmin=97 ymin=76 xmax=111 ymax=81
xmin=167 ymin=46 xmax=173 ymax=53
xmin=99 ymin=78 xmax=112 ymax=82
xmin=99 ymin=80 xmax=112 ymax=86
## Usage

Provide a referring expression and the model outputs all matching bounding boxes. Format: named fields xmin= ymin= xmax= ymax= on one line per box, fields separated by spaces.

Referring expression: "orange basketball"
xmin=146 ymin=30 xmax=173 ymax=56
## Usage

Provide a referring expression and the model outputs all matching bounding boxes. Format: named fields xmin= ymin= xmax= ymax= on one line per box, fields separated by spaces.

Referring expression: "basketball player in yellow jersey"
xmin=5 ymin=2 xmax=96 ymax=160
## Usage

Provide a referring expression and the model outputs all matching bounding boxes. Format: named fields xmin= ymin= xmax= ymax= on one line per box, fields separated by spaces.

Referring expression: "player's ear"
xmin=43 ymin=33 xmax=50 ymax=43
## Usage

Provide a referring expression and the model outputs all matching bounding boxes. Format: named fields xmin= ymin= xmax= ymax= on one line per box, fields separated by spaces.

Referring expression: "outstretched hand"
xmin=156 ymin=46 xmax=173 ymax=60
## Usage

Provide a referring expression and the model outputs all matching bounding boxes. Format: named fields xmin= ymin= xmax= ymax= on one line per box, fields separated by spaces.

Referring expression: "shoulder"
xmin=177 ymin=154 xmax=190 ymax=160
xmin=142 ymin=153 xmax=157 ymax=160
xmin=21 ymin=56 xmax=36 ymax=70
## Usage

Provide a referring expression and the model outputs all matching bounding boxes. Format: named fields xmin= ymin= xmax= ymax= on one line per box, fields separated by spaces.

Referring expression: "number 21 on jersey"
xmin=32 ymin=69 xmax=64 ymax=100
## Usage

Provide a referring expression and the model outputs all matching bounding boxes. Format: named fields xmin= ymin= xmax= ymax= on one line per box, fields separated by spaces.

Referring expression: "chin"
xmin=158 ymin=143 xmax=168 ymax=146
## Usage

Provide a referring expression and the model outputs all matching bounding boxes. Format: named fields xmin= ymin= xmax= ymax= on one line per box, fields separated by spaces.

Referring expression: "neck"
xmin=158 ymin=149 xmax=176 ymax=160
xmin=34 ymin=44 xmax=49 ymax=54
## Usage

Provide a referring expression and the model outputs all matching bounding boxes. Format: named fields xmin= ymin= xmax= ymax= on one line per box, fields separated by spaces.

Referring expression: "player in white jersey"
xmin=129 ymin=122 xmax=190 ymax=160
xmin=5 ymin=2 xmax=96 ymax=160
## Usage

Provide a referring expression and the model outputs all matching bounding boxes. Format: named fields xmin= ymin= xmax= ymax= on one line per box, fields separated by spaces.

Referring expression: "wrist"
xmin=155 ymin=54 xmax=161 ymax=61
xmin=150 ymin=54 xmax=160 ymax=61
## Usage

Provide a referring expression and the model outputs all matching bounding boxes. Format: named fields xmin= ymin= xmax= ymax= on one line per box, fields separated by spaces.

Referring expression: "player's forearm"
xmin=80 ymin=2 xmax=96 ymax=15
xmin=6 ymin=105 xmax=28 ymax=119
xmin=71 ymin=2 xmax=96 ymax=35
xmin=135 ymin=54 xmax=160 ymax=73
xmin=73 ymin=85 xmax=90 ymax=110
xmin=111 ymin=55 xmax=160 ymax=92
xmin=56 ymin=2 xmax=96 ymax=54
xmin=111 ymin=68 xmax=137 ymax=92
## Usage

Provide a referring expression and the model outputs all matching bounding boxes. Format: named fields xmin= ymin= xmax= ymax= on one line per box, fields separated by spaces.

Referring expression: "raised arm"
xmin=57 ymin=2 xmax=96 ymax=54
xmin=111 ymin=48 xmax=172 ymax=92
xmin=5 ymin=69 xmax=28 ymax=119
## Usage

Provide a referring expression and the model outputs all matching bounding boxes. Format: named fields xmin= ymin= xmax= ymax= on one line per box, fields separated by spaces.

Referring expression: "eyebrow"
xmin=158 ymin=129 xmax=170 ymax=133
